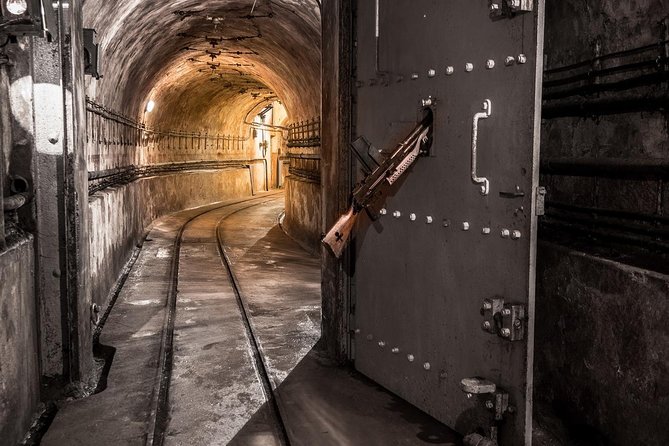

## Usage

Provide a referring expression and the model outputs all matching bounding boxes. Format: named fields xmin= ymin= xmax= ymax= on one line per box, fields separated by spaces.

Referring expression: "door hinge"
xmin=460 ymin=377 xmax=516 ymax=445
xmin=481 ymin=297 xmax=526 ymax=341
xmin=489 ymin=0 xmax=533 ymax=18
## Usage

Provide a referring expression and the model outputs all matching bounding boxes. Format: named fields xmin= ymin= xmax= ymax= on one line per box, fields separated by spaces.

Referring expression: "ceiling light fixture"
xmin=145 ymin=100 xmax=156 ymax=113
xmin=1 ymin=0 xmax=56 ymax=39
xmin=5 ymin=0 xmax=27 ymax=15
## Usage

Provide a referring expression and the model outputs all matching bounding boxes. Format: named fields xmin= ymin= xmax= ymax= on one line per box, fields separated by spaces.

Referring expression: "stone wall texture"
xmin=0 ymin=238 xmax=40 ymax=446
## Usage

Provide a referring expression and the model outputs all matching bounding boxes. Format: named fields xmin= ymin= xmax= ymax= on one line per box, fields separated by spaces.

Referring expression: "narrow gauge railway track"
xmin=145 ymin=192 xmax=288 ymax=446
xmin=215 ymin=207 xmax=292 ymax=446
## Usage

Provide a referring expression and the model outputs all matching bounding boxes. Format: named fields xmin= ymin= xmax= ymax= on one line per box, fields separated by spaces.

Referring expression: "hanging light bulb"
xmin=5 ymin=0 xmax=28 ymax=15
xmin=145 ymin=100 xmax=155 ymax=113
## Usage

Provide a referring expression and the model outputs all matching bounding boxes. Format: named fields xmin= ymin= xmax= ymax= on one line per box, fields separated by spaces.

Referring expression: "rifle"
xmin=322 ymin=111 xmax=433 ymax=258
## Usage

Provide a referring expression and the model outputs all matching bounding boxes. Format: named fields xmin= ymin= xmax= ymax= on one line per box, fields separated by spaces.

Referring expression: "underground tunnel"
xmin=1 ymin=1 xmax=669 ymax=445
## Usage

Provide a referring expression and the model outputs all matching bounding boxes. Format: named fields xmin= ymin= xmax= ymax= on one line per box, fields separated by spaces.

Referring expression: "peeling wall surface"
xmin=89 ymin=169 xmax=253 ymax=310
xmin=0 ymin=238 xmax=40 ymax=446
xmin=284 ymin=177 xmax=321 ymax=252
xmin=536 ymin=0 xmax=669 ymax=443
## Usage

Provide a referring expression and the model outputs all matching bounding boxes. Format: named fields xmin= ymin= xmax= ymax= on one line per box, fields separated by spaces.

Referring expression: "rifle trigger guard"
xmin=471 ymin=99 xmax=492 ymax=196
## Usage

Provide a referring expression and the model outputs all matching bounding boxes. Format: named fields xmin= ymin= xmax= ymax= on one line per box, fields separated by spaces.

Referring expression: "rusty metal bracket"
xmin=481 ymin=297 xmax=526 ymax=341
xmin=507 ymin=0 xmax=533 ymax=13
xmin=460 ymin=377 xmax=513 ymax=431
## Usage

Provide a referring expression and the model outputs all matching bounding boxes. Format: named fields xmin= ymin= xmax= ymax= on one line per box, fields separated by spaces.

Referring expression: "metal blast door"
xmin=351 ymin=1 xmax=545 ymax=444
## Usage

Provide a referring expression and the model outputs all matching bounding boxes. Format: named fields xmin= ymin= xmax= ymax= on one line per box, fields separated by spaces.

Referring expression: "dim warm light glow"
xmin=145 ymin=100 xmax=155 ymax=113
xmin=6 ymin=0 xmax=28 ymax=15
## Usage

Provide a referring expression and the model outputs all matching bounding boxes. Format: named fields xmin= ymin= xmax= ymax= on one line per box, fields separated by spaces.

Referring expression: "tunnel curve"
xmin=83 ymin=0 xmax=321 ymax=135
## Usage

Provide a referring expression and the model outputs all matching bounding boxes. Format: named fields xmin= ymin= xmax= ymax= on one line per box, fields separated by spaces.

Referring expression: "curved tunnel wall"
xmin=82 ymin=0 xmax=323 ymax=307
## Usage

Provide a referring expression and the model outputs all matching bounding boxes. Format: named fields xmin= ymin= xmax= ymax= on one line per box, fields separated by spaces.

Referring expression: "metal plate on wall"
xmin=351 ymin=1 xmax=544 ymax=445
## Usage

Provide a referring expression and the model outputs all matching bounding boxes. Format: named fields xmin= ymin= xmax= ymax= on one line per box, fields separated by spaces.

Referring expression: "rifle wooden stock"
xmin=322 ymin=207 xmax=358 ymax=258
xmin=323 ymin=110 xmax=433 ymax=258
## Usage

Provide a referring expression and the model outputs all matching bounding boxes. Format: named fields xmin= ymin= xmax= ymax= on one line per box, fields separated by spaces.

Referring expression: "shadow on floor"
xmin=230 ymin=343 xmax=462 ymax=446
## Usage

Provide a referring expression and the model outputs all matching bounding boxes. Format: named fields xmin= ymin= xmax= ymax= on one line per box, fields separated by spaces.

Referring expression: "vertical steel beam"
xmin=321 ymin=0 xmax=354 ymax=363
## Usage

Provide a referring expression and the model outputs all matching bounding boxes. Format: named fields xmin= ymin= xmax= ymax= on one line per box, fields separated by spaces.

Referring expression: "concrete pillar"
xmin=32 ymin=0 xmax=91 ymax=384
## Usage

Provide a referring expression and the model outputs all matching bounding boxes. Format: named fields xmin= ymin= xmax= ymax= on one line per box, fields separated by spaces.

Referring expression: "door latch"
xmin=481 ymin=297 xmax=526 ymax=341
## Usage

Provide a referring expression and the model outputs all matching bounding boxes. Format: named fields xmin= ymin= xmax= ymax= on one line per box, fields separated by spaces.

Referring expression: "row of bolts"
xmin=357 ymin=328 xmax=502 ymax=408
xmin=379 ymin=208 xmax=522 ymax=240
xmin=356 ymin=329 xmax=435 ymax=371
xmin=410 ymin=54 xmax=528 ymax=81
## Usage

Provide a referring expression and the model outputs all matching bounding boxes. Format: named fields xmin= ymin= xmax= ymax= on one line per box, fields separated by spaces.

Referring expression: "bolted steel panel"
xmin=351 ymin=1 xmax=544 ymax=445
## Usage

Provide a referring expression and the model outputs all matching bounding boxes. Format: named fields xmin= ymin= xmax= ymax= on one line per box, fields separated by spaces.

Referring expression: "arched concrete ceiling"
xmin=83 ymin=0 xmax=321 ymax=134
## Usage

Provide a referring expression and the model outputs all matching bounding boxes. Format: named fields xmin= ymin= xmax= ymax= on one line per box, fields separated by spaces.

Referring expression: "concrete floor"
xmin=42 ymin=194 xmax=460 ymax=445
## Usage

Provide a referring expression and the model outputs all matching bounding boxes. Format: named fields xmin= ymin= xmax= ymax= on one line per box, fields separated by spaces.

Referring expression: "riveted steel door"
xmin=351 ymin=1 xmax=544 ymax=444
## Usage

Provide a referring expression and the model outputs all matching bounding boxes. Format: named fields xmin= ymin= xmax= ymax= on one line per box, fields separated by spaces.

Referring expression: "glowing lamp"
xmin=0 ymin=0 xmax=56 ymax=39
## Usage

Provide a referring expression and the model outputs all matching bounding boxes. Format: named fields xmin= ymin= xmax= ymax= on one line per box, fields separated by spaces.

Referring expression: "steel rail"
xmin=214 ymin=198 xmax=292 ymax=446
xmin=145 ymin=192 xmax=283 ymax=446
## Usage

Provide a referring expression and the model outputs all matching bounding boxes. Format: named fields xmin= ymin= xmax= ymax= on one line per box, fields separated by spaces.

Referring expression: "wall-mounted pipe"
xmin=541 ymin=157 xmax=669 ymax=180
xmin=3 ymin=192 xmax=31 ymax=211
xmin=542 ymin=91 xmax=669 ymax=118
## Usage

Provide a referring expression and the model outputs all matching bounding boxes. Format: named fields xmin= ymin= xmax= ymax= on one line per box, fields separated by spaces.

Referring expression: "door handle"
xmin=471 ymin=99 xmax=492 ymax=195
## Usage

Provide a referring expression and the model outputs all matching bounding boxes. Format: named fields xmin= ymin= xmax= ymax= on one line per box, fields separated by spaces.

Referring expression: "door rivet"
xmin=446 ymin=66 xmax=455 ymax=75
xmin=410 ymin=213 xmax=417 ymax=221
xmin=482 ymin=301 xmax=492 ymax=310
xmin=462 ymin=222 xmax=470 ymax=231
xmin=443 ymin=219 xmax=451 ymax=227
xmin=505 ymin=56 xmax=516 ymax=66
xmin=485 ymin=400 xmax=495 ymax=409
xmin=465 ymin=63 xmax=474 ymax=72
xmin=393 ymin=210 xmax=402 ymax=218
xmin=482 ymin=321 xmax=491 ymax=330
xmin=427 ymin=68 xmax=436 ymax=78
xmin=380 ymin=208 xmax=387 ymax=215
xmin=407 ymin=354 xmax=415 ymax=362
xmin=486 ymin=59 xmax=495 ymax=69
xmin=391 ymin=347 xmax=400 ymax=354
xmin=501 ymin=328 xmax=511 ymax=337
xmin=502 ymin=308 xmax=511 ymax=316
xmin=423 ymin=362 xmax=431 ymax=371
xmin=518 ymin=54 xmax=527 ymax=64
xmin=512 ymin=230 xmax=522 ymax=239
xmin=378 ymin=341 xmax=386 ymax=348
xmin=501 ymin=229 xmax=510 ymax=238
xmin=490 ymin=3 xmax=500 ymax=12
xmin=411 ymin=73 xmax=419 ymax=79
xmin=482 ymin=227 xmax=491 ymax=234
xmin=426 ymin=216 xmax=433 ymax=224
